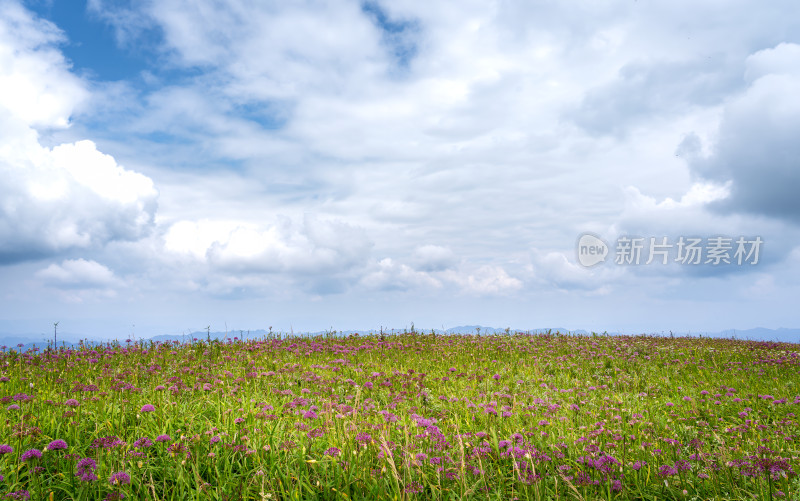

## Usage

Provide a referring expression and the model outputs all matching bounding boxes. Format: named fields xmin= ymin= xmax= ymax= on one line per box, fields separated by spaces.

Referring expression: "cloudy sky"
xmin=2 ymin=0 xmax=799 ymax=341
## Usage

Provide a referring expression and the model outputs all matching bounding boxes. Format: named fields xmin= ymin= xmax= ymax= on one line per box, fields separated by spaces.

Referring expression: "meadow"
xmin=0 ymin=330 xmax=798 ymax=500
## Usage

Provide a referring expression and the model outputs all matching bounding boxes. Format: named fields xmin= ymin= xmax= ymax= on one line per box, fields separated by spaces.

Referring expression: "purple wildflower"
xmin=109 ymin=471 xmax=131 ymax=486
xmin=0 ymin=445 xmax=13 ymax=454
xmin=303 ymin=410 xmax=318 ymax=419
xmin=658 ymin=464 xmax=678 ymax=477
xmin=4 ymin=491 xmax=30 ymax=500
xmin=355 ymin=432 xmax=372 ymax=445
xmin=324 ymin=447 xmax=341 ymax=457
xmin=140 ymin=404 xmax=155 ymax=413
xmin=65 ymin=399 xmax=80 ymax=407
xmin=20 ymin=449 xmax=42 ymax=462
xmin=155 ymin=434 xmax=171 ymax=443
xmin=133 ymin=437 xmax=153 ymax=449
xmin=47 ymin=439 xmax=68 ymax=451
xmin=76 ymin=457 xmax=98 ymax=482
xmin=403 ymin=482 xmax=423 ymax=495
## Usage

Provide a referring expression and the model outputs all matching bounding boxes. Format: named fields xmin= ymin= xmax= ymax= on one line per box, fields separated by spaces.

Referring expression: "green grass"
xmin=0 ymin=331 xmax=798 ymax=500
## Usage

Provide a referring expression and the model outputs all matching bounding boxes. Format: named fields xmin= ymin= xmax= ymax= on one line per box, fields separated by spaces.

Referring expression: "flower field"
xmin=0 ymin=331 xmax=798 ymax=500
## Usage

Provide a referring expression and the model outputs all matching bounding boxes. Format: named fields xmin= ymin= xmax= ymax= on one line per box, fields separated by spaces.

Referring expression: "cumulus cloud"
xmin=600 ymin=181 xmax=796 ymax=278
xmin=0 ymin=3 xmax=158 ymax=265
xmin=685 ymin=43 xmax=800 ymax=224
xmin=440 ymin=265 xmax=523 ymax=296
xmin=360 ymin=257 xmax=441 ymax=291
xmin=572 ymin=55 xmax=741 ymax=137
xmin=0 ymin=121 xmax=158 ymax=263
xmin=411 ymin=244 xmax=456 ymax=272
xmin=0 ymin=0 xmax=87 ymax=126
xmin=35 ymin=258 xmax=118 ymax=289
xmin=164 ymin=215 xmax=372 ymax=275
xmin=528 ymin=250 xmax=617 ymax=294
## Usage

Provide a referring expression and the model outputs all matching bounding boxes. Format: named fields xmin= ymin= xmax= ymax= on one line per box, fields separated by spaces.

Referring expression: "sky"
xmin=1 ymin=0 xmax=799 ymax=341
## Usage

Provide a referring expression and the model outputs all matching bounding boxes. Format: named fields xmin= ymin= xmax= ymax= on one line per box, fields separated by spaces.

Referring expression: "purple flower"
xmin=4 ymin=491 xmax=30 ymax=500
xmin=48 ymin=439 xmax=68 ymax=451
xmin=6 ymin=404 xmax=20 ymax=411
xmin=20 ymin=449 xmax=42 ymax=461
xmin=65 ymin=399 xmax=80 ymax=407
xmin=91 ymin=436 xmax=125 ymax=449
xmin=76 ymin=457 xmax=98 ymax=482
xmin=133 ymin=437 xmax=152 ymax=449
xmin=324 ymin=447 xmax=341 ymax=457
xmin=109 ymin=471 xmax=131 ymax=486
xmin=403 ymin=482 xmax=423 ymax=495
xmin=79 ymin=471 xmax=99 ymax=482
xmin=658 ymin=464 xmax=678 ymax=477
xmin=0 ymin=445 xmax=13 ymax=454
xmin=155 ymin=434 xmax=171 ymax=443
xmin=140 ymin=404 xmax=155 ymax=413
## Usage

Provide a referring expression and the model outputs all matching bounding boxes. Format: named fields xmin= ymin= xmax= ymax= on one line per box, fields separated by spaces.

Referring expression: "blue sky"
xmin=1 ymin=0 xmax=800 ymax=341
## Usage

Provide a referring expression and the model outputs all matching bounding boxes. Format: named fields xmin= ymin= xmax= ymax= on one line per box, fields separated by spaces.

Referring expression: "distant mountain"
xmin=707 ymin=327 xmax=800 ymax=343
xmin=1 ymin=325 xmax=798 ymax=353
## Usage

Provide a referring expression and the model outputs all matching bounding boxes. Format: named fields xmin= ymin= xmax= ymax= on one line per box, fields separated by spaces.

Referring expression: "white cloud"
xmin=411 ymin=244 xmax=456 ymax=272
xmin=0 ymin=0 xmax=88 ymax=127
xmin=744 ymin=42 xmax=800 ymax=82
xmin=164 ymin=215 xmax=371 ymax=275
xmin=0 ymin=3 xmax=158 ymax=264
xmin=360 ymin=257 xmax=441 ymax=291
xmin=685 ymin=43 xmax=800 ymax=224
xmin=0 ymin=114 xmax=158 ymax=262
xmin=622 ymin=182 xmax=730 ymax=213
xmin=442 ymin=265 xmax=523 ymax=296
xmin=36 ymin=258 xmax=118 ymax=289
xmin=527 ymin=250 xmax=618 ymax=294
